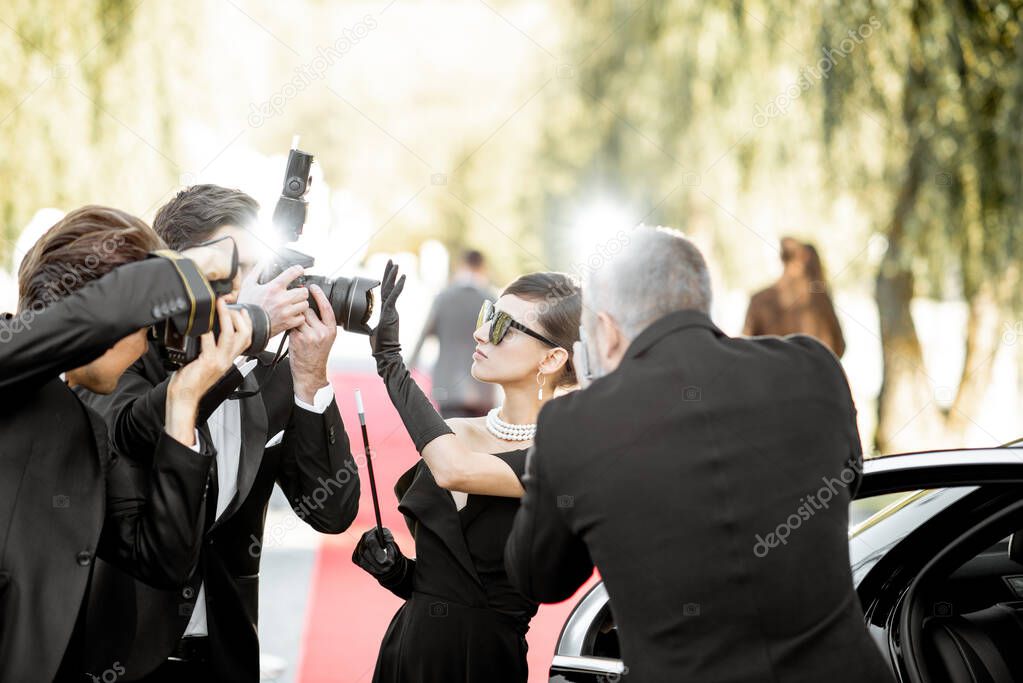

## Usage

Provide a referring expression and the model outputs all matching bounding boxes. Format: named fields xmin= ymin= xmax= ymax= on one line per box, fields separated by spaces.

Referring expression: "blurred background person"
xmin=743 ymin=236 xmax=846 ymax=358
xmin=409 ymin=249 xmax=497 ymax=418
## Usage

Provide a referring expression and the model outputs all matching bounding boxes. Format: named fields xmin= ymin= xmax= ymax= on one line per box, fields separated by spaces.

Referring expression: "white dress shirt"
xmin=185 ymin=359 xmax=334 ymax=636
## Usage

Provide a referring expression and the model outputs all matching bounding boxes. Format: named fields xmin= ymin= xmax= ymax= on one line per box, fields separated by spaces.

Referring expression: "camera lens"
xmin=304 ymin=275 xmax=378 ymax=334
xmin=222 ymin=303 xmax=270 ymax=356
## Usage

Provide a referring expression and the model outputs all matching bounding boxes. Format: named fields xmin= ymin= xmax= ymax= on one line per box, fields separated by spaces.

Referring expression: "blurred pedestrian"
xmin=409 ymin=249 xmax=497 ymax=418
xmin=743 ymin=237 xmax=846 ymax=357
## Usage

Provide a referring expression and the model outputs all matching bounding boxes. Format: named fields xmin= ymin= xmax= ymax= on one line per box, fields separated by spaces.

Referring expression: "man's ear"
xmin=597 ymin=311 xmax=623 ymax=365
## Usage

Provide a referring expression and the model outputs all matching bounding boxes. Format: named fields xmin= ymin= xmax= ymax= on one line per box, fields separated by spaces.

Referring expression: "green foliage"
xmin=0 ymin=0 xmax=193 ymax=269
xmin=823 ymin=0 xmax=1023 ymax=303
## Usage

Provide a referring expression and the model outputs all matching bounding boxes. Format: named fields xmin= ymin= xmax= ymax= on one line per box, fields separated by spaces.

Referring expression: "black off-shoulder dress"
xmin=372 ymin=449 xmax=535 ymax=683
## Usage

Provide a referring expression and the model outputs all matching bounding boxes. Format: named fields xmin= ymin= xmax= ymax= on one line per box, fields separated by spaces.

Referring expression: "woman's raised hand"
xmin=370 ymin=259 xmax=406 ymax=361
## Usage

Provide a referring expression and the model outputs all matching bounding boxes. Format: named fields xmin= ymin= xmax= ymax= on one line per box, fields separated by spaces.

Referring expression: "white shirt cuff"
xmin=294 ymin=384 xmax=334 ymax=414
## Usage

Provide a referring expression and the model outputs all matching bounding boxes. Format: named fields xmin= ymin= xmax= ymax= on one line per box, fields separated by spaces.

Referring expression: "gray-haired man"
xmin=505 ymin=226 xmax=891 ymax=682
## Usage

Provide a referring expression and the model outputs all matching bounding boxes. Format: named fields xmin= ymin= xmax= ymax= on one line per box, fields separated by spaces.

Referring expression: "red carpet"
xmin=297 ymin=372 xmax=597 ymax=683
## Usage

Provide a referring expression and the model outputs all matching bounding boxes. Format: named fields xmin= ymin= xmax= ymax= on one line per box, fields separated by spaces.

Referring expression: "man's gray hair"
xmin=585 ymin=226 xmax=712 ymax=341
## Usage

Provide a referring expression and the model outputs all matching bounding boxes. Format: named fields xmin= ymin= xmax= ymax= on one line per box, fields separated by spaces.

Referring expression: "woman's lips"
xmin=473 ymin=347 xmax=487 ymax=360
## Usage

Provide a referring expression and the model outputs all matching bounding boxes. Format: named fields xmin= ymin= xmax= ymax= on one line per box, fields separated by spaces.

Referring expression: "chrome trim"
xmin=550 ymin=655 xmax=625 ymax=675
xmin=555 ymin=582 xmax=610 ymax=656
xmin=864 ymin=449 xmax=1023 ymax=472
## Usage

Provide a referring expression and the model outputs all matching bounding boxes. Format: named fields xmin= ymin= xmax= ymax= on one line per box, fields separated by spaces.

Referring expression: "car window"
xmin=849 ymin=487 xmax=975 ymax=584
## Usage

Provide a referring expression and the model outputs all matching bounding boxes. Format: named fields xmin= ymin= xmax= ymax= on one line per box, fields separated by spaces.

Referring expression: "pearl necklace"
xmin=485 ymin=408 xmax=536 ymax=441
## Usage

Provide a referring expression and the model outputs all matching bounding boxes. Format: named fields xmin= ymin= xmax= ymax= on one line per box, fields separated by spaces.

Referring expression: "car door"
xmin=548 ymin=448 xmax=1023 ymax=683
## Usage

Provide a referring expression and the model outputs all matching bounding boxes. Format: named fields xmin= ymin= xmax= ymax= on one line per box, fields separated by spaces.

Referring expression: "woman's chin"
xmin=470 ymin=362 xmax=494 ymax=384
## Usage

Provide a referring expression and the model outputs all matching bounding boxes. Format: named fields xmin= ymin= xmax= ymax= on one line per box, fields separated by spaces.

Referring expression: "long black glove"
xmin=371 ymin=260 xmax=454 ymax=452
xmin=353 ymin=527 xmax=414 ymax=599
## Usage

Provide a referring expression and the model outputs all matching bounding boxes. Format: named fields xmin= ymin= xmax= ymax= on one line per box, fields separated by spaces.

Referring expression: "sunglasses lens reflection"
xmin=492 ymin=314 xmax=511 ymax=345
xmin=477 ymin=301 xmax=494 ymax=329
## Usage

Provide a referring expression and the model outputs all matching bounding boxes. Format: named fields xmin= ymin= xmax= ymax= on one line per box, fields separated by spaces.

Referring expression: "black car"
xmin=549 ymin=447 xmax=1023 ymax=682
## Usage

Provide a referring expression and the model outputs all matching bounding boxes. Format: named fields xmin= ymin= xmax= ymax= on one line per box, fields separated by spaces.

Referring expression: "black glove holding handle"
xmin=353 ymin=527 xmax=413 ymax=599
xmin=370 ymin=260 xmax=454 ymax=452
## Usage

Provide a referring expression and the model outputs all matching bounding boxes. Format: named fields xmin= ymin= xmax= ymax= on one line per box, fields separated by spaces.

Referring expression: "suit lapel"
xmin=208 ymin=370 xmax=267 ymax=530
xmin=398 ymin=462 xmax=482 ymax=587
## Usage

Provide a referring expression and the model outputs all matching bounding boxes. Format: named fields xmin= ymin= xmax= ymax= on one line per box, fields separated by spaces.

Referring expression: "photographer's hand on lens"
xmin=288 ymin=284 xmax=336 ymax=403
xmin=369 ymin=261 xmax=453 ymax=452
xmin=165 ymin=299 xmax=254 ymax=446
xmin=238 ymin=264 xmax=309 ymax=337
xmin=353 ymin=527 xmax=408 ymax=584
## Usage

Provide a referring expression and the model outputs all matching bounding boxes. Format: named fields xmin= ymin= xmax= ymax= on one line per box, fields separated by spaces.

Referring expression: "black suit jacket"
xmin=505 ymin=309 xmax=893 ymax=683
xmin=78 ymin=341 xmax=361 ymax=681
xmin=0 ymin=258 xmax=216 ymax=683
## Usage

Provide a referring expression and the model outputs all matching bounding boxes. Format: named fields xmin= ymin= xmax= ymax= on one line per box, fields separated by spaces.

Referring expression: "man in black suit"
xmin=505 ymin=226 xmax=892 ymax=682
xmin=0 ymin=205 xmax=250 ymax=682
xmin=79 ymin=185 xmax=361 ymax=682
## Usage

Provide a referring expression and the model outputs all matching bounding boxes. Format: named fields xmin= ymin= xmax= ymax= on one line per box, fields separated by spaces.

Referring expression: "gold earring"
xmin=536 ymin=369 xmax=546 ymax=400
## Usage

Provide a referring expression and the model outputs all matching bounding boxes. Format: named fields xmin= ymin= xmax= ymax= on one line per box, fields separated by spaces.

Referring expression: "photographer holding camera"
xmin=78 ymin=184 xmax=361 ymax=682
xmin=0 ymin=205 xmax=253 ymax=682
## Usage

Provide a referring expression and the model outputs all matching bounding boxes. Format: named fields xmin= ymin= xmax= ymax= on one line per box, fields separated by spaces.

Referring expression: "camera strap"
xmin=228 ymin=332 xmax=289 ymax=400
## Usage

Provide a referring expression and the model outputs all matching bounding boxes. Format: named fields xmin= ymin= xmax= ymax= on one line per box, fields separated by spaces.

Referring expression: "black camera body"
xmin=259 ymin=143 xmax=378 ymax=335
xmin=151 ymin=302 xmax=270 ymax=371
xmin=260 ymin=247 xmax=376 ymax=335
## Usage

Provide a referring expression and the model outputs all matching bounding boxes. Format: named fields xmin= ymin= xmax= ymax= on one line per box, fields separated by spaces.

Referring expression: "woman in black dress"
xmin=353 ymin=262 xmax=581 ymax=683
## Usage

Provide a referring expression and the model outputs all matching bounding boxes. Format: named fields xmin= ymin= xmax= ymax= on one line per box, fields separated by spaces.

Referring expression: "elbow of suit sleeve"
xmin=321 ymin=451 xmax=361 ymax=534
xmin=521 ymin=560 xmax=592 ymax=604
xmin=521 ymin=573 xmax=576 ymax=604
xmin=329 ymin=475 xmax=361 ymax=533
xmin=302 ymin=468 xmax=360 ymax=534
